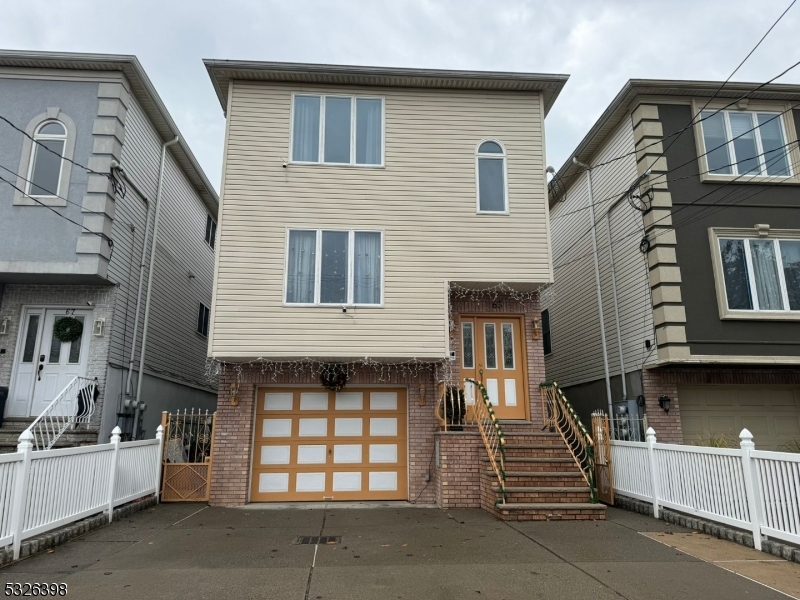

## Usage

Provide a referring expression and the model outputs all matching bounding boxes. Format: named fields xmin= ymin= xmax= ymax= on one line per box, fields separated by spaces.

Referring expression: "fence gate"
xmin=161 ymin=409 xmax=216 ymax=502
xmin=591 ymin=411 xmax=614 ymax=505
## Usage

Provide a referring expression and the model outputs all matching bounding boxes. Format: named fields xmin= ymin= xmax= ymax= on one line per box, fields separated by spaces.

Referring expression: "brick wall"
xmin=450 ymin=294 xmax=547 ymax=428
xmin=0 ymin=284 xmax=116 ymax=428
xmin=642 ymin=366 xmax=800 ymax=443
xmin=209 ymin=363 xmax=438 ymax=506
xmin=434 ymin=431 xmax=482 ymax=508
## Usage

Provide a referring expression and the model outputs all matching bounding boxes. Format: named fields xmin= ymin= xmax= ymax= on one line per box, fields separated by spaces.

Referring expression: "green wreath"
xmin=53 ymin=317 xmax=83 ymax=343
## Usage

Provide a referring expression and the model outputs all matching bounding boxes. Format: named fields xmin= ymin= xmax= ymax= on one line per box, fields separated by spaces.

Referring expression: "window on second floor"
xmin=718 ymin=236 xmax=800 ymax=313
xmin=205 ymin=214 xmax=217 ymax=249
xmin=699 ymin=110 xmax=792 ymax=177
xmin=476 ymin=140 xmax=508 ymax=213
xmin=291 ymin=94 xmax=384 ymax=166
xmin=197 ymin=303 xmax=210 ymax=337
xmin=285 ymin=229 xmax=383 ymax=306
xmin=27 ymin=120 xmax=67 ymax=197
xmin=542 ymin=309 xmax=552 ymax=355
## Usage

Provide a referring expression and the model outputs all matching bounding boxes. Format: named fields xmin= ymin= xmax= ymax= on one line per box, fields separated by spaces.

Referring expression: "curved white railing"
xmin=26 ymin=376 xmax=98 ymax=451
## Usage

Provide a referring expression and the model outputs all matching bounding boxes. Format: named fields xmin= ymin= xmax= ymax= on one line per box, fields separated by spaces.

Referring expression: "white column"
xmin=154 ymin=425 xmax=164 ymax=503
xmin=739 ymin=428 xmax=763 ymax=551
xmin=10 ymin=430 xmax=34 ymax=560
xmin=645 ymin=427 xmax=660 ymax=519
xmin=106 ymin=426 xmax=122 ymax=522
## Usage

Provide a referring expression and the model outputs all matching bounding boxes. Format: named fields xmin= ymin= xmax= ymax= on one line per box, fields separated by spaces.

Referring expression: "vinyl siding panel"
xmin=544 ymin=118 xmax=654 ymax=388
xmin=212 ymin=82 xmax=550 ymax=359
xmin=109 ymin=95 xmax=216 ymax=389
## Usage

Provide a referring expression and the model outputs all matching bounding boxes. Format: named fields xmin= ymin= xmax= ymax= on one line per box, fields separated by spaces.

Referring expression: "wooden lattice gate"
xmin=161 ymin=410 xmax=216 ymax=502
xmin=591 ymin=411 xmax=614 ymax=505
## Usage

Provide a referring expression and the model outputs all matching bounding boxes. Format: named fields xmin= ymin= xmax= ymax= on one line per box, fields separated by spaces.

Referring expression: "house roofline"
xmin=549 ymin=78 xmax=800 ymax=207
xmin=203 ymin=59 xmax=569 ymax=117
xmin=0 ymin=49 xmax=219 ymax=214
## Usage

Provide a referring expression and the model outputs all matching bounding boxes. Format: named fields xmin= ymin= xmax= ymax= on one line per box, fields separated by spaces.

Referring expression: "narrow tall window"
xmin=542 ymin=309 xmax=552 ymax=355
xmin=27 ymin=121 xmax=67 ymax=197
xmin=484 ymin=323 xmax=497 ymax=369
xmin=205 ymin=214 xmax=217 ymax=249
xmin=461 ymin=322 xmax=474 ymax=369
xmin=476 ymin=140 xmax=507 ymax=213
xmin=353 ymin=231 xmax=381 ymax=304
xmin=197 ymin=303 xmax=210 ymax=337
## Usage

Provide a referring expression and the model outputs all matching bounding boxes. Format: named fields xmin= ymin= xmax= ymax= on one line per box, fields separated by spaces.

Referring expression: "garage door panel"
xmin=251 ymin=387 xmax=407 ymax=502
xmin=680 ymin=385 xmax=800 ymax=451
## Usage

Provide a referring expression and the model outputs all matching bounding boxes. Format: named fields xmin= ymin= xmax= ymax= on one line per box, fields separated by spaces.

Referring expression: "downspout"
xmin=132 ymin=136 xmax=180 ymax=439
xmin=110 ymin=163 xmax=151 ymax=400
xmin=605 ymin=208 xmax=627 ymax=400
xmin=573 ymin=158 xmax=613 ymax=417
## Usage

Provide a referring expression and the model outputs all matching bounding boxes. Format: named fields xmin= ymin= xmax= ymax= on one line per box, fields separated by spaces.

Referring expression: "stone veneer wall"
xmin=642 ymin=366 xmax=800 ymax=443
xmin=0 ymin=284 xmax=116 ymax=429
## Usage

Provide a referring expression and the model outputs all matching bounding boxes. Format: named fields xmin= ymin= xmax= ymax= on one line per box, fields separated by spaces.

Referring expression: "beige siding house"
xmin=203 ymin=61 xmax=603 ymax=519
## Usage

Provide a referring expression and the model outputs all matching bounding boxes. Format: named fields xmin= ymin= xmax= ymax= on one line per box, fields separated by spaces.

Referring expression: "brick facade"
xmin=642 ymin=366 xmax=800 ymax=443
xmin=209 ymin=292 xmax=549 ymax=507
xmin=0 ymin=284 xmax=117 ymax=428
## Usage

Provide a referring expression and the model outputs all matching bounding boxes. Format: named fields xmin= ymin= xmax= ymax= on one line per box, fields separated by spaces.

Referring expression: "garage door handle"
xmin=328 ymin=448 xmax=332 ymax=455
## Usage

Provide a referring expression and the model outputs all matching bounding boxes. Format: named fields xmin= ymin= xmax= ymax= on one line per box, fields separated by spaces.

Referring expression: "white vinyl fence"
xmin=0 ymin=426 xmax=163 ymax=560
xmin=611 ymin=427 xmax=800 ymax=551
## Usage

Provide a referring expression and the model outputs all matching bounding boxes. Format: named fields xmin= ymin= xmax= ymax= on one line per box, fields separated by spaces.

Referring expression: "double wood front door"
xmin=460 ymin=315 xmax=527 ymax=420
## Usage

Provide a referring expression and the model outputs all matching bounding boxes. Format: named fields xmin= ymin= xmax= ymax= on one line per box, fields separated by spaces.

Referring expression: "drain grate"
xmin=293 ymin=535 xmax=341 ymax=545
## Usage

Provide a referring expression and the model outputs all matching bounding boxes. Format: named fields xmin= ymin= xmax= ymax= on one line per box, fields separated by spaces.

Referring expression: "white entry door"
xmin=6 ymin=308 xmax=92 ymax=418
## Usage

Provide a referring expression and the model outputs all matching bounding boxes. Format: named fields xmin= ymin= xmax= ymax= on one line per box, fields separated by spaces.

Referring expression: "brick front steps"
xmin=0 ymin=418 xmax=98 ymax=453
xmin=479 ymin=426 xmax=605 ymax=521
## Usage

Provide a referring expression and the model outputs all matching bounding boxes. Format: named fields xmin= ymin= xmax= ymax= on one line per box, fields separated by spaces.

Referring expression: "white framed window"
xmin=285 ymin=229 xmax=383 ymax=306
xmin=26 ymin=120 xmax=67 ymax=197
xmin=197 ymin=303 xmax=210 ymax=337
xmin=290 ymin=94 xmax=384 ymax=166
xmin=710 ymin=228 xmax=800 ymax=320
xmin=476 ymin=140 xmax=508 ymax=213
xmin=699 ymin=109 xmax=792 ymax=177
xmin=205 ymin=214 xmax=217 ymax=249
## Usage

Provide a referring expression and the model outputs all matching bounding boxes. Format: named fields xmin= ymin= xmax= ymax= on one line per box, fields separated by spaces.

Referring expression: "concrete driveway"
xmin=1 ymin=502 xmax=796 ymax=599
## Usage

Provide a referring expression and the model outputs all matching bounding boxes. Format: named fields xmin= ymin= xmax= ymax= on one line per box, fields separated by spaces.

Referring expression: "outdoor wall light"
xmin=418 ymin=385 xmax=426 ymax=406
xmin=532 ymin=318 xmax=541 ymax=340
xmin=230 ymin=382 xmax=240 ymax=407
xmin=658 ymin=395 xmax=671 ymax=413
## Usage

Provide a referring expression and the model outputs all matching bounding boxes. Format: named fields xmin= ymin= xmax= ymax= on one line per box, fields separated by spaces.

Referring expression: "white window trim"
xmin=475 ymin=138 xmax=509 ymax=215
xmin=283 ymin=228 xmax=385 ymax=308
xmin=692 ymin=100 xmax=800 ymax=185
xmin=709 ymin=226 xmax=800 ymax=321
xmin=501 ymin=322 xmax=515 ymax=370
xmin=288 ymin=93 xmax=386 ymax=168
xmin=205 ymin=214 xmax=217 ymax=249
xmin=14 ymin=109 xmax=77 ymax=207
xmin=197 ymin=302 xmax=210 ymax=337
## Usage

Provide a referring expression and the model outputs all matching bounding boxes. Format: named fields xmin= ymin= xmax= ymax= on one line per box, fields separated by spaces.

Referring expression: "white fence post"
xmin=739 ymin=428 xmax=763 ymax=551
xmin=10 ymin=430 xmax=34 ymax=560
xmin=106 ymin=426 xmax=121 ymax=523
xmin=154 ymin=425 xmax=164 ymax=503
xmin=645 ymin=427 xmax=660 ymax=519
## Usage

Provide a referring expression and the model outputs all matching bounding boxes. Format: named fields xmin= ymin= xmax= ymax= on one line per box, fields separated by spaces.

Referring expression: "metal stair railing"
xmin=540 ymin=381 xmax=597 ymax=502
xmin=25 ymin=376 xmax=98 ymax=451
xmin=465 ymin=378 xmax=508 ymax=506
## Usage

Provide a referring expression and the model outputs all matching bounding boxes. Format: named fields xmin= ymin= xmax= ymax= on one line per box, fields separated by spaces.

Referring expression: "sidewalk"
xmin=1 ymin=503 xmax=796 ymax=599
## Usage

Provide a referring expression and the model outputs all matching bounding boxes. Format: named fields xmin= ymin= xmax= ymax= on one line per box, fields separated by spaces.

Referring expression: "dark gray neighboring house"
xmin=0 ymin=50 xmax=218 ymax=447
xmin=543 ymin=80 xmax=800 ymax=450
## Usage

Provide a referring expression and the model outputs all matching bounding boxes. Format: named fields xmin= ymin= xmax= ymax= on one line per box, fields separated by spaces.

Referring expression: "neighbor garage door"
xmin=679 ymin=385 xmax=800 ymax=451
xmin=251 ymin=387 xmax=407 ymax=501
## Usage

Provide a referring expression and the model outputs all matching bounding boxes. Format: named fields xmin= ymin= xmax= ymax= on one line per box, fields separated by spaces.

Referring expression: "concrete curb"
xmin=614 ymin=494 xmax=800 ymax=564
xmin=0 ymin=495 xmax=157 ymax=567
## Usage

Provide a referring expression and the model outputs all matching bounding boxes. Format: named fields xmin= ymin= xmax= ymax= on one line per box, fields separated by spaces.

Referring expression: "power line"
xmin=0 ymin=162 xmax=106 ymax=215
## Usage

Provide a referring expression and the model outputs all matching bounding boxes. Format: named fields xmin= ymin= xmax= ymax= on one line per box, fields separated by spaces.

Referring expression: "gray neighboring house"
xmin=544 ymin=79 xmax=800 ymax=451
xmin=0 ymin=50 xmax=218 ymax=447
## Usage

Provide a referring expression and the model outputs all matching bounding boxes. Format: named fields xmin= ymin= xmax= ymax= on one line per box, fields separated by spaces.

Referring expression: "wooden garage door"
xmin=679 ymin=385 xmax=800 ymax=451
xmin=251 ymin=387 xmax=407 ymax=502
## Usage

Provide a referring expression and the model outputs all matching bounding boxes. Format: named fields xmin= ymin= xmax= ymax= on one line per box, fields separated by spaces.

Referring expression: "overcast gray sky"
xmin=3 ymin=0 xmax=799 ymax=191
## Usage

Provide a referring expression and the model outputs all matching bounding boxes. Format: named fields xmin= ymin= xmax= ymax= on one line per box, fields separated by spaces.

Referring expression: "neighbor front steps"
xmin=0 ymin=418 xmax=98 ymax=454
xmin=479 ymin=427 xmax=605 ymax=521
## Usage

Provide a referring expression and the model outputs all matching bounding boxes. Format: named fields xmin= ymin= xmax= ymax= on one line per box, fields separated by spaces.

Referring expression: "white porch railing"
xmin=27 ymin=376 xmax=99 ymax=451
xmin=1 ymin=425 xmax=164 ymax=560
xmin=610 ymin=427 xmax=800 ymax=551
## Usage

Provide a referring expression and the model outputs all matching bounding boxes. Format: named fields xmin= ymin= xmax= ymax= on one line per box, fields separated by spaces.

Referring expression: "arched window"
xmin=476 ymin=140 xmax=507 ymax=213
xmin=27 ymin=120 xmax=67 ymax=197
